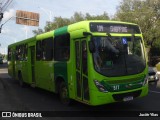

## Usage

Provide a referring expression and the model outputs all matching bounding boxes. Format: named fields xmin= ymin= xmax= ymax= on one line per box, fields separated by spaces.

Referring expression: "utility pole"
xmin=0 ymin=16 xmax=13 ymax=33
xmin=0 ymin=0 xmax=14 ymax=33
xmin=0 ymin=13 xmax=3 ymax=32
xmin=0 ymin=12 xmax=3 ymax=20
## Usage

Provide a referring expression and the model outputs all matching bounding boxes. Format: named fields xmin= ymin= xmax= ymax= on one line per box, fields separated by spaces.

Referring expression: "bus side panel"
xmin=54 ymin=62 xmax=68 ymax=87
xmin=8 ymin=61 xmax=15 ymax=78
xmin=21 ymin=61 xmax=28 ymax=83
xmin=35 ymin=61 xmax=55 ymax=92
xmin=67 ymin=39 xmax=76 ymax=99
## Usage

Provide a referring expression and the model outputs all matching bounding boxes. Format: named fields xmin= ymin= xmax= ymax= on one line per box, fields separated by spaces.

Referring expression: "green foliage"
xmin=150 ymin=39 xmax=160 ymax=56
xmin=32 ymin=28 xmax=44 ymax=35
xmin=114 ymin=0 xmax=160 ymax=48
xmin=113 ymin=0 xmax=160 ymax=64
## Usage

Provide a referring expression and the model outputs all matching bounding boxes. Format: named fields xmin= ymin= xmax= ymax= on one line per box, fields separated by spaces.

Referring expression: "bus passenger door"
xmin=12 ymin=49 xmax=16 ymax=79
xmin=75 ymin=40 xmax=90 ymax=102
xmin=30 ymin=46 xmax=35 ymax=85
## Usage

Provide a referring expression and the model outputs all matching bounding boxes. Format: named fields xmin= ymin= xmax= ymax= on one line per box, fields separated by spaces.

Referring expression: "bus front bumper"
xmin=89 ymin=84 xmax=148 ymax=106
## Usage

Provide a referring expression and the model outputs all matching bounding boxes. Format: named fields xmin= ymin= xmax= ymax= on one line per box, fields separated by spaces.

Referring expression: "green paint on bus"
xmin=8 ymin=20 xmax=148 ymax=106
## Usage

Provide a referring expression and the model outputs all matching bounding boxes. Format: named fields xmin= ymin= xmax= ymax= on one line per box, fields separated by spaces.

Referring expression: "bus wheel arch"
xmin=55 ymin=77 xmax=71 ymax=105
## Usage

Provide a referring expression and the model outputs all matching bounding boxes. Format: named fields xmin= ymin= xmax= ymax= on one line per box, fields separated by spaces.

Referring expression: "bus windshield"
xmin=92 ymin=36 xmax=146 ymax=77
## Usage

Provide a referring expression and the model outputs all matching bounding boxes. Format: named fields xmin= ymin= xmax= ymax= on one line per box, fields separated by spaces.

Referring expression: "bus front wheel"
xmin=59 ymin=81 xmax=71 ymax=105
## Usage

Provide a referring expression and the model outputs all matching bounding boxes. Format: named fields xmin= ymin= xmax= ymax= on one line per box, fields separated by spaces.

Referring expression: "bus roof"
xmin=55 ymin=20 xmax=139 ymax=36
xmin=8 ymin=20 xmax=139 ymax=47
xmin=8 ymin=36 xmax=36 ymax=47
xmin=36 ymin=31 xmax=54 ymax=40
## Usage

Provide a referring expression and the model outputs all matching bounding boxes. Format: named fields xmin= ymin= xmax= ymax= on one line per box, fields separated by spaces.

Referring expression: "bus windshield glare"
xmin=92 ymin=36 xmax=146 ymax=77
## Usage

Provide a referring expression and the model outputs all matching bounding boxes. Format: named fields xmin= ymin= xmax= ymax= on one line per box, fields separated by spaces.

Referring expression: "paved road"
xmin=0 ymin=63 xmax=160 ymax=120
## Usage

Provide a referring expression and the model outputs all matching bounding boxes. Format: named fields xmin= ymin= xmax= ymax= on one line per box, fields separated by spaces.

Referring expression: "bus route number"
xmin=97 ymin=25 xmax=104 ymax=32
xmin=113 ymin=85 xmax=120 ymax=91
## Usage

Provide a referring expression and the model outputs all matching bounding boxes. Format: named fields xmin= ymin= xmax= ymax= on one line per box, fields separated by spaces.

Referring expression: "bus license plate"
xmin=123 ymin=96 xmax=133 ymax=101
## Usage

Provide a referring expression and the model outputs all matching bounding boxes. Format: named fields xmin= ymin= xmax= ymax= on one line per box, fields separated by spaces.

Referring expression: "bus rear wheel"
xmin=59 ymin=81 xmax=71 ymax=105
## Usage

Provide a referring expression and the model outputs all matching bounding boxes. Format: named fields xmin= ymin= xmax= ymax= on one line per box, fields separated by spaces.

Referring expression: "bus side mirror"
xmin=89 ymin=41 xmax=95 ymax=53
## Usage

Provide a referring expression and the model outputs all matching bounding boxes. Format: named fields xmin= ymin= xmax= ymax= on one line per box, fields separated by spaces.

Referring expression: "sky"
xmin=0 ymin=0 xmax=122 ymax=54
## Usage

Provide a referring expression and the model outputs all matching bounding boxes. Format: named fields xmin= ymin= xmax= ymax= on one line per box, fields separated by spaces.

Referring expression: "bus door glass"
xmin=75 ymin=39 xmax=90 ymax=101
xmin=30 ymin=46 xmax=35 ymax=83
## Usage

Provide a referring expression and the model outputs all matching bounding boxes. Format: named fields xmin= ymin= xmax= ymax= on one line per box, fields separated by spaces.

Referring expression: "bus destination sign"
xmin=110 ymin=26 xmax=127 ymax=33
xmin=90 ymin=22 xmax=140 ymax=33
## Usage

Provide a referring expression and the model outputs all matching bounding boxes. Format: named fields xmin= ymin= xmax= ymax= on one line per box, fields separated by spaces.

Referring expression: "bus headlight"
xmin=143 ymin=76 xmax=148 ymax=86
xmin=94 ymin=80 xmax=108 ymax=93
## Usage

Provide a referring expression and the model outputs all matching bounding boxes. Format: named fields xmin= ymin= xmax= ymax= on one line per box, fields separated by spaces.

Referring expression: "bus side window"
xmin=42 ymin=38 xmax=53 ymax=61
xmin=54 ymin=34 xmax=70 ymax=61
xmin=16 ymin=45 xmax=22 ymax=61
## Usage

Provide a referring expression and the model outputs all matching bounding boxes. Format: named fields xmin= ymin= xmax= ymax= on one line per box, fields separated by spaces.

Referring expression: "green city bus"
xmin=8 ymin=20 xmax=148 ymax=106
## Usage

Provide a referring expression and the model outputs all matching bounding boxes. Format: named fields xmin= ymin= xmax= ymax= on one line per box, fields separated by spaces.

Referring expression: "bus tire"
xmin=59 ymin=81 xmax=71 ymax=105
xmin=18 ymin=72 xmax=25 ymax=87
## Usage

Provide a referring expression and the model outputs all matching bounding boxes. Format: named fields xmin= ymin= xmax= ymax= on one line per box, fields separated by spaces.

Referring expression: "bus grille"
xmin=106 ymin=76 xmax=144 ymax=84
xmin=112 ymin=90 xmax=142 ymax=101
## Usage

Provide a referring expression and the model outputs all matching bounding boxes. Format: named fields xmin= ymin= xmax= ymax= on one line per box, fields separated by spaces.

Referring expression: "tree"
xmin=114 ymin=0 xmax=160 ymax=65
xmin=32 ymin=28 xmax=44 ymax=35
xmin=114 ymin=0 xmax=160 ymax=46
xmin=85 ymin=12 xmax=109 ymax=20
xmin=70 ymin=12 xmax=85 ymax=23
xmin=44 ymin=17 xmax=71 ymax=31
